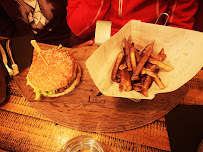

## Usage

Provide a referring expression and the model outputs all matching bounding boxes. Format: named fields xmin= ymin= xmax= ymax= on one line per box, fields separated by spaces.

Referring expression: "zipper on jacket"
xmin=118 ymin=0 xmax=123 ymax=18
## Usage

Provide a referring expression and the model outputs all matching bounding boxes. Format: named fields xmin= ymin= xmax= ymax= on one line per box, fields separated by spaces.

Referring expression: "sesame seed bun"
xmin=26 ymin=48 xmax=81 ymax=99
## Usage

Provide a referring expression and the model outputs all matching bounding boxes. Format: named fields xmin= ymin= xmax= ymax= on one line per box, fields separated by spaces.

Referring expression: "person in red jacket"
xmin=66 ymin=0 xmax=198 ymax=40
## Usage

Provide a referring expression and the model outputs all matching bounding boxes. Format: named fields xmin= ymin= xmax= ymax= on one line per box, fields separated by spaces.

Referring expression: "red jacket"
xmin=67 ymin=0 xmax=198 ymax=39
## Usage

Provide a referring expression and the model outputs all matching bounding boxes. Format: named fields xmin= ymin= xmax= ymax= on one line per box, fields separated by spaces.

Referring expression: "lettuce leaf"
xmin=27 ymin=80 xmax=56 ymax=100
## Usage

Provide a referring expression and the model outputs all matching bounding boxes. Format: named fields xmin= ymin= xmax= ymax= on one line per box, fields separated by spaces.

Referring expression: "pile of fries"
xmin=111 ymin=36 xmax=174 ymax=97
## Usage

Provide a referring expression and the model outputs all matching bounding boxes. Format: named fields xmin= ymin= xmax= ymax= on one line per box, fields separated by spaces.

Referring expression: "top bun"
xmin=27 ymin=49 xmax=75 ymax=91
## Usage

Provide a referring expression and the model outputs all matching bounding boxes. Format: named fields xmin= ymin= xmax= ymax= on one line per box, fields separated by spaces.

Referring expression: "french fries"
xmin=111 ymin=37 xmax=174 ymax=97
xmin=124 ymin=37 xmax=133 ymax=71
xmin=141 ymin=68 xmax=165 ymax=89
xmin=130 ymin=45 xmax=137 ymax=79
xmin=131 ymin=42 xmax=153 ymax=80
xmin=111 ymin=51 xmax=125 ymax=81
xmin=148 ymin=57 xmax=174 ymax=71
xmin=119 ymin=69 xmax=132 ymax=91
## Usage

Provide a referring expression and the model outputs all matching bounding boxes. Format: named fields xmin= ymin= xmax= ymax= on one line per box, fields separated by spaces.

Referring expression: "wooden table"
xmin=0 ymin=44 xmax=202 ymax=152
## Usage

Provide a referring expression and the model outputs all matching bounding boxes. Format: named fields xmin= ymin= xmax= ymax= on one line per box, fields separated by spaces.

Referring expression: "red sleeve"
xmin=66 ymin=0 xmax=110 ymax=39
xmin=167 ymin=0 xmax=198 ymax=30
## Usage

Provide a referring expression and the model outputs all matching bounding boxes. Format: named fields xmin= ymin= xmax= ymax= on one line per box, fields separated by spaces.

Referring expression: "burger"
xmin=26 ymin=47 xmax=81 ymax=100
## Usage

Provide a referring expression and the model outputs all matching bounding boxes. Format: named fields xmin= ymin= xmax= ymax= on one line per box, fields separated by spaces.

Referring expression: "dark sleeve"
xmin=0 ymin=4 xmax=16 ymax=37
xmin=0 ymin=1 xmax=33 ymax=37
xmin=193 ymin=0 xmax=203 ymax=32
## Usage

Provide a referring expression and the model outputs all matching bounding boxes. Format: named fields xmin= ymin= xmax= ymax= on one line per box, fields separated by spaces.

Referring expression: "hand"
xmin=73 ymin=40 xmax=94 ymax=48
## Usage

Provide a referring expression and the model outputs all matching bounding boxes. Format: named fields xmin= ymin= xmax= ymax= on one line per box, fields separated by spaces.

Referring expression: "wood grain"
xmin=14 ymin=44 xmax=188 ymax=132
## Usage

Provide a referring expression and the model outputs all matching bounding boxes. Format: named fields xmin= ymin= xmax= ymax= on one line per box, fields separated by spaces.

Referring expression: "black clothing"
xmin=0 ymin=0 xmax=75 ymax=47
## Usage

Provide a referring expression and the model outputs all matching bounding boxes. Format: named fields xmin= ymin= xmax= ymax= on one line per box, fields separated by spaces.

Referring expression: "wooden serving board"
xmin=14 ymin=44 xmax=188 ymax=132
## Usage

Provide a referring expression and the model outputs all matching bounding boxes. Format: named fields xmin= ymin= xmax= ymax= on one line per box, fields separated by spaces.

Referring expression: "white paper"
xmin=86 ymin=20 xmax=203 ymax=100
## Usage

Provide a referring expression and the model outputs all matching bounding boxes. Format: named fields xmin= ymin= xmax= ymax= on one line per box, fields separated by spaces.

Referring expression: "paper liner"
xmin=86 ymin=20 xmax=203 ymax=100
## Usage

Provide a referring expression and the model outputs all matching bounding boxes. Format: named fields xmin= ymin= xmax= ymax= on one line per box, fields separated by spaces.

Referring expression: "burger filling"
xmin=27 ymin=63 xmax=77 ymax=100
xmin=27 ymin=79 xmax=56 ymax=100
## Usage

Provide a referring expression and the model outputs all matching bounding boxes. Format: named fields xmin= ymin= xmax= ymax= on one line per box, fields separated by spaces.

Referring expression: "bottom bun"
xmin=47 ymin=62 xmax=81 ymax=97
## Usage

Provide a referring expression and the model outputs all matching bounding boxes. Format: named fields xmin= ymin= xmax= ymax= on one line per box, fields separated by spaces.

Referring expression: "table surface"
xmin=0 ymin=44 xmax=202 ymax=152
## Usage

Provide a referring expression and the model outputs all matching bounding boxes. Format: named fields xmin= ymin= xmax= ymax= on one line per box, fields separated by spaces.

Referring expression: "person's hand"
xmin=73 ymin=40 xmax=94 ymax=48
